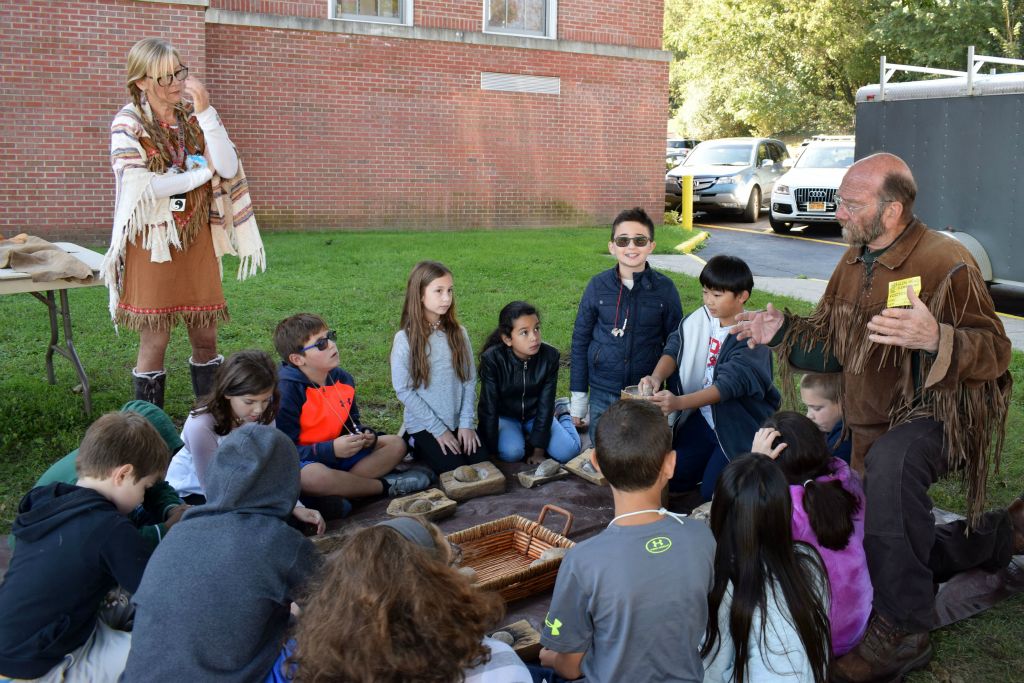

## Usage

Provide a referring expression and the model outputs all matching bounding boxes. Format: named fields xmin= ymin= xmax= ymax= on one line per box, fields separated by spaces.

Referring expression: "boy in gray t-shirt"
xmin=539 ymin=400 xmax=716 ymax=683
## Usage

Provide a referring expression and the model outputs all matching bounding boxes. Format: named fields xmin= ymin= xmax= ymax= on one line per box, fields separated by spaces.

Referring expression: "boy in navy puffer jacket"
xmin=569 ymin=207 xmax=683 ymax=442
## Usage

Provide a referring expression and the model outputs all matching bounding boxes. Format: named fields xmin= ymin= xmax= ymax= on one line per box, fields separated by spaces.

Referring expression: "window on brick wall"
xmin=333 ymin=0 xmax=412 ymax=24
xmin=485 ymin=0 xmax=556 ymax=38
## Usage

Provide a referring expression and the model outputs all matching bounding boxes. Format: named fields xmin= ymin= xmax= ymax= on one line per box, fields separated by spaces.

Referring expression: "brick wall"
xmin=205 ymin=1 xmax=665 ymax=46
xmin=208 ymin=23 xmax=667 ymax=230
xmin=209 ymin=0 xmax=326 ymax=20
xmin=560 ymin=1 xmax=663 ymax=49
xmin=2 ymin=0 xmax=667 ymax=241
xmin=417 ymin=0 xmax=479 ymax=31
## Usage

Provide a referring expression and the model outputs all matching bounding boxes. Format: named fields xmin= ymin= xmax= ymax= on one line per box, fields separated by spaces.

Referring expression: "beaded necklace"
xmin=157 ymin=115 xmax=187 ymax=170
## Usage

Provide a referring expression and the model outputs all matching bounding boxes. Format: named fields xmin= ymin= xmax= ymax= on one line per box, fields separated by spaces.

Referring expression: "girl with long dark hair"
xmin=702 ymin=454 xmax=832 ymax=682
xmin=752 ymin=411 xmax=871 ymax=656
xmin=477 ymin=301 xmax=581 ymax=464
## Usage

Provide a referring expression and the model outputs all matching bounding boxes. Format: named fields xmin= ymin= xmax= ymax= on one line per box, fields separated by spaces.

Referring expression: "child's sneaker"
xmin=381 ymin=469 xmax=432 ymax=497
xmin=554 ymin=397 xmax=571 ymax=419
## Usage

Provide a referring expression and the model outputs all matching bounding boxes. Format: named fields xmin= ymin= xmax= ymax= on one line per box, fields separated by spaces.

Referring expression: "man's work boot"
xmin=1009 ymin=495 xmax=1024 ymax=555
xmin=832 ymin=611 xmax=932 ymax=683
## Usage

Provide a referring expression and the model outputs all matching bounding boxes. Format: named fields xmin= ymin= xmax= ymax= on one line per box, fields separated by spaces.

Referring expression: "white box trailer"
xmin=855 ymin=49 xmax=1024 ymax=285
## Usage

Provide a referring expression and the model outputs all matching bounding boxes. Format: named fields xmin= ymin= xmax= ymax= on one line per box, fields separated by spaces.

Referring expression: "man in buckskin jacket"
xmin=734 ymin=152 xmax=1024 ymax=682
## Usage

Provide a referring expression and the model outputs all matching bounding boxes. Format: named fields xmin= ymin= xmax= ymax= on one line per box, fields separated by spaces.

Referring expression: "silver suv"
xmin=665 ymin=137 xmax=790 ymax=223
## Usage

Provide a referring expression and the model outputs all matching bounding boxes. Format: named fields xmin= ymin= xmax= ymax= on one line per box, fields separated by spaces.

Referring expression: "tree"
xmin=873 ymin=0 xmax=1024 ymax=69
xmin=664 ymin=0 xmax=1024 ymax=138
xmin=665 ymin=0 xmax=881 ymax=137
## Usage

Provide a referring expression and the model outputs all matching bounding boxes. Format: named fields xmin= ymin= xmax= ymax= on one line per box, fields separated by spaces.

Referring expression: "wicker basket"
xmin=447 ymin=505 xmax=576 ymax=602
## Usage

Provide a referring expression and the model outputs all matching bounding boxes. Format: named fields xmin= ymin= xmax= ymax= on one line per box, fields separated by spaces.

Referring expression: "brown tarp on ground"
xmin=1 ymin=461 xmax=1018 ymax=653
xmin=323 ymin=460 xmax=618 ymax=634
xmin=325 ymin=460 xmax=1024 ymax=649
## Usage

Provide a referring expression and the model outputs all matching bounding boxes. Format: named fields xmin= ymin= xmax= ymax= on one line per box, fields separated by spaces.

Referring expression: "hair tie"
xmin=377 ymin=517 xmax=435 ymax=550
xmin=802 ymin=479 xmax=814 ymax=488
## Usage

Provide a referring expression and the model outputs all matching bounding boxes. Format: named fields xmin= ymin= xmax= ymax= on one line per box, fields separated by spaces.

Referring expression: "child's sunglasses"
xmin=613 ymin=236 xmax=650 ymax=247
xmin=301 ymin=330 xmax=337 ymax=352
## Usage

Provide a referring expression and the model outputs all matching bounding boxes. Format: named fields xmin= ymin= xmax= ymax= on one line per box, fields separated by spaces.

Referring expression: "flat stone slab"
xmin=517 ymin=461 xmax=570 ymax=489
xmin=440 ymin=461 xmax=506 ymax=501
xmin=489 ymin=619 xmax=542 ymax=662
xmin=386 ymin=488 xmax=457 ymax=522
xmin=564 ymin=449 xmax=607 ymax=486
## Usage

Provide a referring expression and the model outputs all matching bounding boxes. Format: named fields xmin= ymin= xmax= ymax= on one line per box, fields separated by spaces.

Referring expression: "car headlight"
xmin=775 ymin=184 xmax=790 ymax=195
xmin=715 ymin=175 xmax=740 ymax=185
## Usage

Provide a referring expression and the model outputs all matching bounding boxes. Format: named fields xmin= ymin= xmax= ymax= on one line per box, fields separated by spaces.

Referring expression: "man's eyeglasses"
xmin=152 ymin=66 xmax=189 ymax=87
xmin=835 ymin=196 xmax=892 ymax=213
xmin=301 ymin=330 xmax=337 ymax=352
xmin=613 ymin=236 xmax=651 ymax=248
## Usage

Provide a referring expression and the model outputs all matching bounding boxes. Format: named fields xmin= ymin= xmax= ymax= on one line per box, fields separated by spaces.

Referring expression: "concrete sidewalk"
xmin=650 ymin=254 xmax=1024 ymax=351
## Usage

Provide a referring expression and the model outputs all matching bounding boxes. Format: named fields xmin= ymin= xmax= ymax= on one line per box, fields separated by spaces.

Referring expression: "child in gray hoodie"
xmin=121 ymin=424 xmax=320 ymax=683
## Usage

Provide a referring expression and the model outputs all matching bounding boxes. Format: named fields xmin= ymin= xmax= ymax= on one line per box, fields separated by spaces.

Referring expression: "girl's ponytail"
xmin=480 ymin=327 xmax=506 ymax=358
xmin=803 ymin=479 xmax=860 ymax=550
xmin=764 ymin=411 xmax=861 ymax=551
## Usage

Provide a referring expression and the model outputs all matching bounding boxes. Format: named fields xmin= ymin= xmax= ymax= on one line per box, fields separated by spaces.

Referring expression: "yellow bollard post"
xmin=680 ymin=175 xmax=693 ymax=231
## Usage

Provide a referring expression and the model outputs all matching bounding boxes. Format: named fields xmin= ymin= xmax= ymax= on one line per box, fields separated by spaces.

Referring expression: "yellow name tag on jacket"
xmin=887 ymin=276 xmax=921 ymax=308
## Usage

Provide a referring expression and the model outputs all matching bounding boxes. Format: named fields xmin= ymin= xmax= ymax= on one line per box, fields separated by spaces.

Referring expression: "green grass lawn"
xmin=1 ymin=225 xmax=1021 ymax=680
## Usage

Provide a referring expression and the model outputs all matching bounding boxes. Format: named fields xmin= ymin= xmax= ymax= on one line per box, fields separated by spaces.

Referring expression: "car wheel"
xmin=742 ymin=187 xmax=761 ymax=223
xmin=768 ymin=214 xmax=793 ymax=234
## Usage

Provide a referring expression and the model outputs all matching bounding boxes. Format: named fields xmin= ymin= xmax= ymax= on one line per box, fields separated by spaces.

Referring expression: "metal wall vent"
xmin=480 ymin=72 xmax=560 ymax=95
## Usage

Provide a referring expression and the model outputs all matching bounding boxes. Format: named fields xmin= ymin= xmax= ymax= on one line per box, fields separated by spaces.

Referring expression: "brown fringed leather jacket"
xmin=776 ymin=219 xmax=1012 ymax=522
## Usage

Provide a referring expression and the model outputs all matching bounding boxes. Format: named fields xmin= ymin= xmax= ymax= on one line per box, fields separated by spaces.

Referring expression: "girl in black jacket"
xmin=477 ymin=301 xmax=582 ymax=464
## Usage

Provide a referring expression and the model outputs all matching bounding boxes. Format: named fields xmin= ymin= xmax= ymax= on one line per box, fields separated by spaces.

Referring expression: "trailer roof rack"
xmin=857 ymin=46 xmax=1024 ymax=103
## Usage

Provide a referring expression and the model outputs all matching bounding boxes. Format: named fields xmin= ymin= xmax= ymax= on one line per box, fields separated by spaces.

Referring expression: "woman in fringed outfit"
xmin=103 ymin=38 xmax=264 ymax=407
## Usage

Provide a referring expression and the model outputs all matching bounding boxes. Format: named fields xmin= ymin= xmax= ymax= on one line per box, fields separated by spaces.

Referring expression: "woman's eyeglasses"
xmin=613 ymin=236 xmax=651 ymax=247
xmin=153 ymin=65 xmax=189 ymax=87
xmin=301 ymin=330 xmax=337 ymax=352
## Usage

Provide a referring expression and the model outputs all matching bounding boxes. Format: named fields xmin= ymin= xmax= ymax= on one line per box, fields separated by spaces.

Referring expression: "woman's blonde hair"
xmin=126 ymin=38 xmax=179 ymax=94
xmin=124 ymin=38 xmax=201 ymax=174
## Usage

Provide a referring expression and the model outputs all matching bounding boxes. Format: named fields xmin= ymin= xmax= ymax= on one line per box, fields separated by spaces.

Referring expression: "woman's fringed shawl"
xmin=774 ymin=222 xmax=1011 ymax=524
xmin=102 ymin=103 xmax=265 ymax=324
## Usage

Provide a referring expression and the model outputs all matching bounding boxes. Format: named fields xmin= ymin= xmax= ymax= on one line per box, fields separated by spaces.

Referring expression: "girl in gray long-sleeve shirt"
xmin=390 ymin=261 xmax=489 ymax=474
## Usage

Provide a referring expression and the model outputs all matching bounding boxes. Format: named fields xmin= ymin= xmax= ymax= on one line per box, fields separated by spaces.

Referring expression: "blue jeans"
xmin=671 ymin=410 xmax=729 ymax=501
xmin=497 ymin=415 xmax=582 ymax=463
xmin=586 ymin=387 xmax=620 ymax=445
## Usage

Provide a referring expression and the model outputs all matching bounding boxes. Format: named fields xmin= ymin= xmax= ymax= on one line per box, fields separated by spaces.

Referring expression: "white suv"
xmin=769 ymin=138 xmax=854 ymax=233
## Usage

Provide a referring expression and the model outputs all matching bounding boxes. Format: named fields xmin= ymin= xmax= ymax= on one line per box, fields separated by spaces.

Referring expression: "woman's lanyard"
xmin=611 ymin=279 xmax=629 ymax=337
xmin=608 ymin=507 xmax=688 ymax=527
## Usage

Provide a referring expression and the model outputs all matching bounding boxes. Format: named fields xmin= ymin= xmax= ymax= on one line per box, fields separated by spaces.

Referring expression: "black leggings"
xmin=407 ymin=430 xmax=490 ymax=474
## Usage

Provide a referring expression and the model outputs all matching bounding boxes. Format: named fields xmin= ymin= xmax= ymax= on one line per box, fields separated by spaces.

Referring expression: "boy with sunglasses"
xmin=570 ymin=208 xmax=683 ymax=442
xmin=273 ymin=313 xmax=431 ymax=507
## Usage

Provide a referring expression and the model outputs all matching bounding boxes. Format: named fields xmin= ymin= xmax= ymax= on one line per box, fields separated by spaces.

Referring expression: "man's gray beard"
xmin=841 ymin=206 xmax=886 ymax=247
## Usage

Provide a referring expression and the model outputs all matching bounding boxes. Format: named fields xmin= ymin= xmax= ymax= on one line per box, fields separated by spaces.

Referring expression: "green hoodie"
xmin=16 ymin=400 xmax=185 ymax=550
